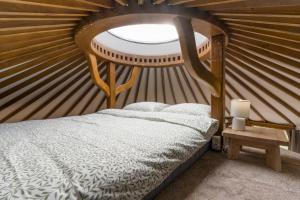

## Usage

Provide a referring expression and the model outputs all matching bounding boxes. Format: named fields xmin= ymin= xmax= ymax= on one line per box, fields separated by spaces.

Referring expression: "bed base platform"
xmin=144 ymin=141 xmax=211 ymax=200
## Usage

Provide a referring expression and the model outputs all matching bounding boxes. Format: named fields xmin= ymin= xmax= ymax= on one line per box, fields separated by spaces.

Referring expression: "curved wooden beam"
xmin=174 ymin=16 xmax=221 ymax=97
xmin=86 ymin=53 xmax=110 ymax=97
xmin=116 ymin=66 xmax=140 ymax=95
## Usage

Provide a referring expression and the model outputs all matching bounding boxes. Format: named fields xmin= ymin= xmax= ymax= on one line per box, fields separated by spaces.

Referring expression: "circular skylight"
xmin=108 ymin=24 xmax=179 ymax=44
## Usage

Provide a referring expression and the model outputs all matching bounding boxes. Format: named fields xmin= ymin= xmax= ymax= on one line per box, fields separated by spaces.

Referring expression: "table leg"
xmin=266 ymin=145 xmax=281 ymax=171
xmin=228 ymin=139 xmax=240 ymax=160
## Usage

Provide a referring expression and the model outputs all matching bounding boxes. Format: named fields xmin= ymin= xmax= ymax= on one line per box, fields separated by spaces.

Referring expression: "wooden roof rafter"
xmin=196 ymin=0 xmax=300 ymax=11
xmin=185 ymin=0 xmax=246 ymax=8
xmin=168 ymin=0 xmax=193 ymax=6
xmin=152 ymin=0 xmax=166 ymax=5
xmin=0 ymin=0 xmax=113 ymax=11
xmin=115 ymin=0 xmax=128 ymax=6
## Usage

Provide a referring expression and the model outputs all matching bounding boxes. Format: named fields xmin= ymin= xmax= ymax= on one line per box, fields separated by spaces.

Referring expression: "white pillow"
xmin=123 ymin=102 xmax=170 ymax=112
xmin=161 ymin=103 xmax=211 ymax=117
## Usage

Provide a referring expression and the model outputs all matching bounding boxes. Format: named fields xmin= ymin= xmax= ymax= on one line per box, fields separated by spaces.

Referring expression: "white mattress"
xmin=0 ymin=109 xmax=218 ymax=199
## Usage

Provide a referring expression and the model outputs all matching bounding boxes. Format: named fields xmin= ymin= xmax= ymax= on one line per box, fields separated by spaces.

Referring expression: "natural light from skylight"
xmin=108 ymin=24 xmax=179 ymax=44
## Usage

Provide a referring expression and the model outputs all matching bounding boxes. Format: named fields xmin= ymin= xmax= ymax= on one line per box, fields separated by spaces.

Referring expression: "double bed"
xmin=0 ymin=103 xmax=218 ymax=199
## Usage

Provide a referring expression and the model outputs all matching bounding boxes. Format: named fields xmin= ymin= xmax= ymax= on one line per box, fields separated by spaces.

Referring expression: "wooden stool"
xmin=223 ymin=126 xmax=289 ymax=171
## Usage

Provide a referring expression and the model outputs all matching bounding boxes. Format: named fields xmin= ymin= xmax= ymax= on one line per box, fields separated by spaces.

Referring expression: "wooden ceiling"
xmin=0 ymin=0 xmax=299 ymax=128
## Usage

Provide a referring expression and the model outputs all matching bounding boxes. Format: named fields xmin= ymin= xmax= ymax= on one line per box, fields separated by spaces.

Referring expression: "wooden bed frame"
xmin=75 ymin=4 xmax=227 ymax=135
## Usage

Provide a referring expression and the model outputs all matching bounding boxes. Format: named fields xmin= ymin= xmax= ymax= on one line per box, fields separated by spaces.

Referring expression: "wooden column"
xmin=211 ymin=34 xmax=225 ymax=135
xmin=107 ymin=62 xmax=116 ymax=108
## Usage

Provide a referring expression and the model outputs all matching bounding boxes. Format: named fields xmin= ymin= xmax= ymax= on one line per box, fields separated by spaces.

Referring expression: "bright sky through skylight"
xmin=108 ymin=24 xmax=179 ymax=44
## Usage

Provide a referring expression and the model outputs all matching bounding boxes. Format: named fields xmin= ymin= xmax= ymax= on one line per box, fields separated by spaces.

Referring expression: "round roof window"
xmin=108 ymin=24 xmax=179 ymax=44
xmin=93 ymin=23 xmax=209 ymax=66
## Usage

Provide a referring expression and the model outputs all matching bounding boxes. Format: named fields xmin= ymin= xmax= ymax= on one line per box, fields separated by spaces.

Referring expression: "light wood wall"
xmin=0 ymin=0 xmax=299 ymax=130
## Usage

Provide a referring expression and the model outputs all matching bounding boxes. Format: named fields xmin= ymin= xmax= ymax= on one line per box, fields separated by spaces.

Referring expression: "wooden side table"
xmin=222 ymin=126 xmax=289 ymax=171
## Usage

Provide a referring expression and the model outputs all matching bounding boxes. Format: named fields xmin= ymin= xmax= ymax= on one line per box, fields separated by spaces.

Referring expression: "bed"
xmin=0 ymin=103 xmax=218 ymax=199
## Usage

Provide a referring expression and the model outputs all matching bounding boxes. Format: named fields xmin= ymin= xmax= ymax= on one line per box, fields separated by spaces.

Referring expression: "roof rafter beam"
xmin=75 ymin=0 xmax=113 ymax=8
xmin=0 ymin=0 xmax=101 ymax=11
xmin=168 ymin=0 xmax=194 ymax=6
xmin=152 ymin=0 xmax=165 ymax=5
xmin=185 ymin=0 xmax=246 ymax=8
xmin=200 ymin=0 xmax=300 ymax=10
xmin=115 ymin=0 xmax=128 ymax=6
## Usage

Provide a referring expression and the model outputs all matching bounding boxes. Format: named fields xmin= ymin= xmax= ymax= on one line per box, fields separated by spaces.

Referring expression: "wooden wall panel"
xmin=0 ymin=0 xmax=299 ymax=130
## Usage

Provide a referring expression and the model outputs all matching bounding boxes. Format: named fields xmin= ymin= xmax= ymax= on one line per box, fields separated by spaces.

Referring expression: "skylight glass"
xmin=108 ymin=24 xmax=179 ymax=44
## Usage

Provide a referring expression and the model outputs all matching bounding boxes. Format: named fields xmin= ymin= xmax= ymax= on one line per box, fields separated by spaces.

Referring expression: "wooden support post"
xmin=107 ymin=62 xmax=116 ymax=108
xmin=211 ymin=34 xmax=225 ymax=135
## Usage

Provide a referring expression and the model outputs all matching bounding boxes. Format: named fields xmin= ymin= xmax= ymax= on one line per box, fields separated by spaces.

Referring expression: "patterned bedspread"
xmin=0 ymin=109 xmax=218 ymax=200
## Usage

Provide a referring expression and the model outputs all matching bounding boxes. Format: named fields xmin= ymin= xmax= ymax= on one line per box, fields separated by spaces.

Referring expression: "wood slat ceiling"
xmin=0 ymin=0 xmax=299 ymax=128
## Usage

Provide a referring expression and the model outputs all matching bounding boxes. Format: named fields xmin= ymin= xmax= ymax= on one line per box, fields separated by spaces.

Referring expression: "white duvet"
xmin=0 ymin=109 xmax=218 ymax=200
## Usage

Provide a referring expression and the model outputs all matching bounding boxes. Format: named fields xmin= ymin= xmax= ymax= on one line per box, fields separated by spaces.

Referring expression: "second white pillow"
xmin=161 ymin=103 xmax=211 ymax=117
xmin=123 ymin=102 xmax=170 ymax=112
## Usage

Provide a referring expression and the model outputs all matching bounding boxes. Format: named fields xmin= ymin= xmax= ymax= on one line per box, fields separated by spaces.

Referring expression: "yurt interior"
xmin=0 ymin=0 xmax=299 ymax=199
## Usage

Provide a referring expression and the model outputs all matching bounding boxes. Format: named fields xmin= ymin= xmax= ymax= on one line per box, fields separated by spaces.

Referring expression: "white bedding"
xmin=0 ymin=109 xmax=218 ymax=200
